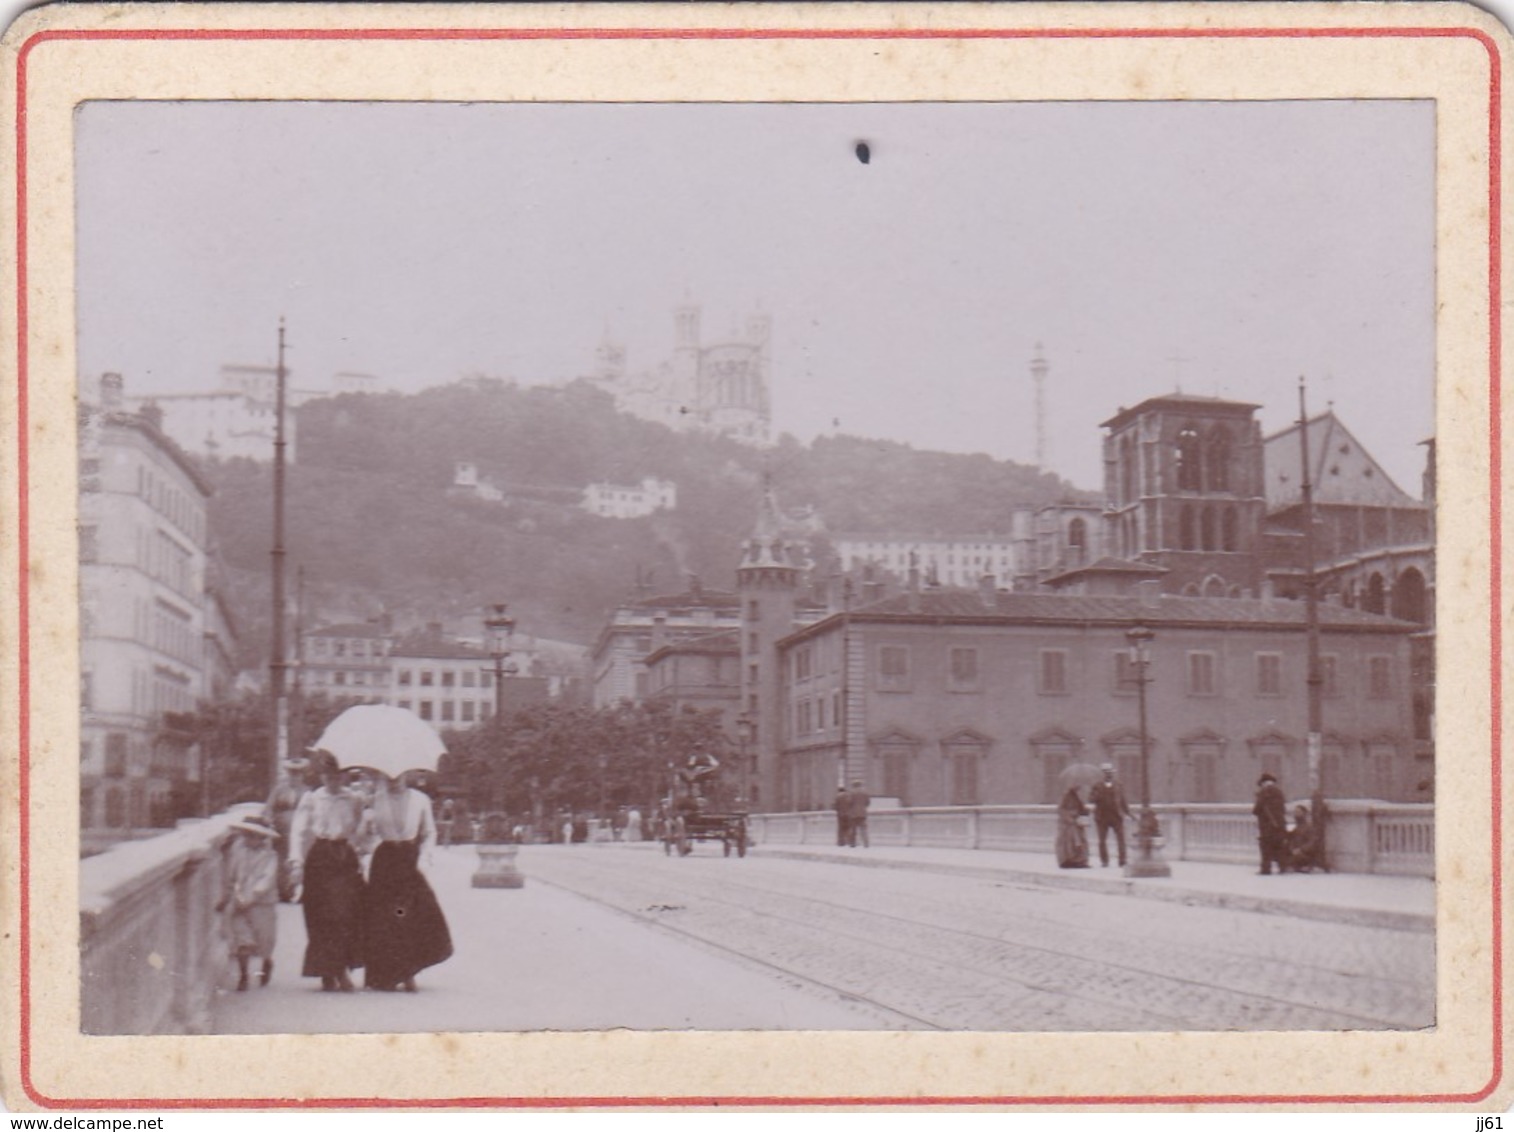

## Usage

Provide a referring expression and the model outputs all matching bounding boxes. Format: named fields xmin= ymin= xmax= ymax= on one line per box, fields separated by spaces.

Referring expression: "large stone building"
xmin=588 ymin=303 xmax=772 ymax=444
xmin=772 ymin=585 xmax=1419 ymax=812
xmin=79 ymin=373 xmax=223 ymax=848
xmin=833 ymin=502 xmax=1105 ymax=593
xmin=126 ymin=364 xmax=294 ymax=464
xmin=298 ymin=620 xmax=558 ymax=725
xmin=590 ymin=581 xmax=743 ymax=708
xmin=585 ymin=385 xmax=1433 ymax=814
xmin=124 ymin=363 xmax=381 ymax=465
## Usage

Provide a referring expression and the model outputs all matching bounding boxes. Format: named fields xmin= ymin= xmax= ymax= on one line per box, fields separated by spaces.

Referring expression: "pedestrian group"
xmin=220 ymin=748 xmax=454 ymax=994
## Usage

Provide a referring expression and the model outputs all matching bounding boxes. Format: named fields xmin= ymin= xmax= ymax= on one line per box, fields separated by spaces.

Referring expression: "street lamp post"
xmin=474 ymin=603 xmax=524 ymax=889
xmin=1124 ymin=623 xmax=1171 ymax=878
xmin=484 ymin=603 xmax=516 ymax=725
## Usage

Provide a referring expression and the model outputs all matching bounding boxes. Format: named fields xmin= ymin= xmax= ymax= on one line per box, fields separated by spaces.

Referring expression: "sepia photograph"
xmin=2 ymin=1 xmax=1505 ymax=1112
xmin=74 ymin=96 xmax=1439 ymax=1038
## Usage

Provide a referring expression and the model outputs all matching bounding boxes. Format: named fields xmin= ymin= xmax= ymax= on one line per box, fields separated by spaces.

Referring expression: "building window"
xmin=878 ymin=747 xmax=913 ymax=804
xmin=1368 ymin=741 xmax=1397 ymax=799
xmin=418 ymin=701 xmax=433 ymax=721
xmin=1255 ymin=653 xmax=1282 ymax=697
xmin=947 ymin=753 xmax=979 ymax=805
xmin=949 ymin=647 xmax=980 ymax=691
xmin=797 ymin=700 xmax=812 ymax=735
xmin=104 ymin=733 xmax=128 ymax=778
xmin=1368 ymin=656 xmax=1394 ymax=698
xmin=1206 ymin=425 xmax=1232 ymax=492
xmin=461 ymin=701 xmax=475 ymax=722
xmin=462 ymin=670 xmax=476 ymax=688
xmin=877 ymin=645 xmax=911 ymax=692
xmin=398 ymin=669 xmax=412 ymax=686
xmin=1191 ymin=750 xmax=1219 ymax=803
xmin=1114 ymin=652 xmax=1141 ymax=694
xmin=398 ymin=700 xmax=412 ymax=711
xmin=334 ymin=672 xmax=347 ymax=686
xmin=748 ymin=633 xmax=759 ymax=654
xmin=747 ymin=599 xmax=760 ymax=621
xmin=1176 ymin=422 xmax=1203 ymax=491
xmin=1186 ymin=651 xmax=1217 ymax=696
xmin=1321 ymin=654 xmax=1340 ymax=697
xmin=420 ymin=670 xmax=434 ymax=687
xmin=442 ymin=671 xmax=455 ymax=688
xmin=795 ymin=647 xmax=812 ymax=681
xmin=441 ymin=701 xmax=455 ymax=723
xmin=1038 ymin=649 xmax=1068 ymax=695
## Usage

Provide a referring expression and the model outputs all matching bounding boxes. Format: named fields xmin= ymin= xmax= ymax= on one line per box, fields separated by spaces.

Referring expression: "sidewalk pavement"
xmin=722 ymin=840 xmax=1435 ymax=932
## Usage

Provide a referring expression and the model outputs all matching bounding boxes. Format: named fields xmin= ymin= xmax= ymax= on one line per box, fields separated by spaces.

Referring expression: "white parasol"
xmin=310 ymin=704 xmax=448 ymax=780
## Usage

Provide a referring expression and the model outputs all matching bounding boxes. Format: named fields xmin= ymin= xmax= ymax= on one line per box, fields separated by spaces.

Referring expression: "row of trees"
xmin=437 ymin=699 xmax=733 ymax=822
xmin=165 ymin=690 xmax=734 ymax=826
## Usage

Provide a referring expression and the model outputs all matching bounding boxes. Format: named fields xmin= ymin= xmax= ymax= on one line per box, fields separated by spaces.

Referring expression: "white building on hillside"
xmin=582 ymin=477 xmax=677 ymax=519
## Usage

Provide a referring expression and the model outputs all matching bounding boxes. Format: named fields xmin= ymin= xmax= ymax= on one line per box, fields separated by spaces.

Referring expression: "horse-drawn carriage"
xmin=660 ymin=752 xmax=749 ymax=858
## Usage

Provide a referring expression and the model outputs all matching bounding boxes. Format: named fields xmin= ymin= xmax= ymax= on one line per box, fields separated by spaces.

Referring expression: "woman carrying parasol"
xmin=360 ymin=772 xmax=453 ymax=991
xmin=308 ymin=703 xmax=454 ymax=992
xmin=287 ymin=750 xmax=366 ymax=991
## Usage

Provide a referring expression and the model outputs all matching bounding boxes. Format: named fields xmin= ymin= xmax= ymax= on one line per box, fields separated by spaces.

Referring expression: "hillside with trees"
xmin=203 ymin=379 xmax=1093 ymax=665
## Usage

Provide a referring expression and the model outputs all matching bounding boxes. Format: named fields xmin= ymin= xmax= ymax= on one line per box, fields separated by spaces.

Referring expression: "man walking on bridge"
xmin=1088 ymin=763 xmax=1134 ymax=868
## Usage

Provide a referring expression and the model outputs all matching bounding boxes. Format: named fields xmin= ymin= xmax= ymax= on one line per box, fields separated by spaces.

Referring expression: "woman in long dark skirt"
xmin=362 ymin=773 xmax=452 ymax=992
xmin=1056 ymin=785 xmax=1091 ymax=868
xmin=288 ymin=751 xmax=366 ymax=991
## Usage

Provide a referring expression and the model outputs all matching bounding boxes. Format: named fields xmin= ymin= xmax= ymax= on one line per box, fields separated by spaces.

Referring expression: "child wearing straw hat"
xmin=219 ymin=813 xmax=281 ymax=991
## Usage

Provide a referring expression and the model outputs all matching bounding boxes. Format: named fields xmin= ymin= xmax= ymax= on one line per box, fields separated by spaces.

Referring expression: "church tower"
xmin=1100 ymin=393 xmax=1267 ymax=597
xmin=737 ymin=478 xmax=801 ymax=810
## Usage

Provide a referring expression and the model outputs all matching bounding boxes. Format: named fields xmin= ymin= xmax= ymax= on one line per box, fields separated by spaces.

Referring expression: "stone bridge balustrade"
xmin=747 ymin=801 xmax=1434 ymax=878
xmin=80 ymin=806 xmax=257 ymax=1034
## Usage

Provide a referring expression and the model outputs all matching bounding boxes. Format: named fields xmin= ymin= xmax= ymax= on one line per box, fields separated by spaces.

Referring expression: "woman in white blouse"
xmin=360 ymin=772 xmax=453 ymax=992
xmin=288 ymin=751 xmax=366 ymax=991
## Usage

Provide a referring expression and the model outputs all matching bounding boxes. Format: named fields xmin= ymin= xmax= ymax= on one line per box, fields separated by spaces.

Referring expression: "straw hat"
xmin=228 ymin=814 xmax=280 ymax=840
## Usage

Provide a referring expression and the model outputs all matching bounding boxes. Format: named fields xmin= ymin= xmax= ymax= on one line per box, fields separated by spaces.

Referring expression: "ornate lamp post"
xmin=484 ymin=603 xmax=516 ymax=724
xmin=474 ymin=603 xmax=524 ymax=889
xmin=735 ymin=712 xmax=754 ymax=809
xmin=1124 ymin=622 xmax=1171 ymax=878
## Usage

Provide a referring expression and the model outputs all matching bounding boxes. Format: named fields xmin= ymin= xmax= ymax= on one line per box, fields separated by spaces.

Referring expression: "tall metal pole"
xmin=1125 ymin=623 xmax=1169 ymax=878
xmin=269 ymin=319 xmax=290 ymax=787
xmin=1298 ymin=377 xmax=1328 ymax=861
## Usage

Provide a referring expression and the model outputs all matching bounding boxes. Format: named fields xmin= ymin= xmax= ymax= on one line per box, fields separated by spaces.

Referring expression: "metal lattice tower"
xmin=1030 ymin=343 xmax=1049 ymax=470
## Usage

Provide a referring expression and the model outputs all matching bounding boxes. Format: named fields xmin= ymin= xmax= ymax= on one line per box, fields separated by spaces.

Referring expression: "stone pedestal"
xmin=472 ymin=843 xmax=525 ymax=889
xmin=1123 ymin=809 xmax=1171 ymax=879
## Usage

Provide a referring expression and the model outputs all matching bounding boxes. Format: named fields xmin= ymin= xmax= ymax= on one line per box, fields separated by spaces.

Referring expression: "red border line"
xmin=15 ymin=22 xmax=1503 ymax=1111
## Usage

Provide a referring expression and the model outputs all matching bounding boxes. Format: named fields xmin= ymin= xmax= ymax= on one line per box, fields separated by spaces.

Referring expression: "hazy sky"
xmin=75 ymin=99 xmax=1435 ymax=492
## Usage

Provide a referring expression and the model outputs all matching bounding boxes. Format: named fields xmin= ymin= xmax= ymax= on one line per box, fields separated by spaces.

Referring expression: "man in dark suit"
xmin=843 ymin=780 xmax=871 ymax=848
xmin=1252 ymin=772 xmax=1289 ymax=875
xmin=1088 ymin=763 xmax=1134 ymax=868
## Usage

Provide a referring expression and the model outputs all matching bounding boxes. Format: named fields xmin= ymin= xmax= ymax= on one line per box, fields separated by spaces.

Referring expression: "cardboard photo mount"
xmin=0 ymin=0 xmax=1506 ymax=1112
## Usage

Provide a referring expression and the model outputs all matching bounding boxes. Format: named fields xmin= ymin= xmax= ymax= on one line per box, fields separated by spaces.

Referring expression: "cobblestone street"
xmin=211 ymin=841 xmax=1434 ymax=1034
xmin=524 ymin=843 xmax=1435 ymax=1032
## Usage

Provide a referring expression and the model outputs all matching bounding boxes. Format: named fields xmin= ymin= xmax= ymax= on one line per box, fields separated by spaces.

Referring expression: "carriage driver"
xmin=675 ymin=749 xmax=721 ymax=813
